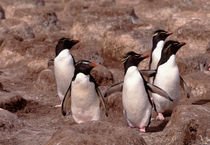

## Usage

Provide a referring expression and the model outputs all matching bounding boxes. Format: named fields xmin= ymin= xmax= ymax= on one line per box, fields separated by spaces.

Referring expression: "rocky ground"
xmin=0 ymin=0 xmax=210 ymax=145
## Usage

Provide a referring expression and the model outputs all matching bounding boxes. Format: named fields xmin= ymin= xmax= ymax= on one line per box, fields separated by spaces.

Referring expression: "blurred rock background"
xmin=0 ymin=0 xmax=209 ymax=144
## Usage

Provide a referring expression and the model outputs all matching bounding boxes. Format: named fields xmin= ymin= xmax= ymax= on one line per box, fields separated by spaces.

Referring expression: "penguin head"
xmin=163 ymin=40 xmax=186 ymax=55
xmin=152 ymin=30 xmax=173 ymax=44
xmin=123 ymin=51 xmax=149 ymax=73
xmin=158 ymin=40 xmax=186 ymax=66
xmin=75 ymin=60 xmax=97 ymax=75
xmin=55 ymin=38 xmax=80 ymax=56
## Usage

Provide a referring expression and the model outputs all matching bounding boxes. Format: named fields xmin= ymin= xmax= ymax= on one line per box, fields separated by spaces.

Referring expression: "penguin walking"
xmin=122 ymin=51 xmax=172 ymax=132
xmin=54 ymin=38 xmax=79 ymax=107
xmin=62 ymin=60 xmax=108 ymax=123
xmin=152 ymin=41 xmax=186 ymax=120
xmin=149 ymin=30 xmax=172 ymax=83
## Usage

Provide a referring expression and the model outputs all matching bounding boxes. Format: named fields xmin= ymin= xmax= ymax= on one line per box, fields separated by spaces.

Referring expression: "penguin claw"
xmin=139 ymin=127 xmax=146 ymax=133
xmin=156 ymin=113 xmax=165 ymax=120
xmin=54 ymin=103 xmax=62 ymax=108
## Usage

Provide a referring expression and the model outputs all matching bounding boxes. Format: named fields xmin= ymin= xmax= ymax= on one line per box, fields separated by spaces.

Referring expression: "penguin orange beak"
xmin=90 ymin=62 xmax=97 ymax=67
xmin=167 ymin=32 xmax=173 ymax=36
xmin=73 ymin=40 xmax=80 ymax=44
xmin=179 ymin=42 xmax=186 ymax=46
xmin=141 ymin=53 xmax=150 ymax=59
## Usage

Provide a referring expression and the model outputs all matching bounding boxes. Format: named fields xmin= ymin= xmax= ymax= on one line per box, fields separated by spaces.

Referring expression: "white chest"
xmin=123 ymin=66 xmax=149 ymax=110
xmin=151 ymin=40 xmax=164 ymax=69
xmin=54 ymin=49 xmax=75 ymax=100
xmin=54 ymin=49 xmax=74 ymax=72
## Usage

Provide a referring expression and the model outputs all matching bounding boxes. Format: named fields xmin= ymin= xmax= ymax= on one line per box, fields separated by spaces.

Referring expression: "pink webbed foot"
xmin=156 ymin=113 xmax=165 ymax=120
xmin=139 ymin=127 xmax=146 ymax=133
xmin=127 ymin=125 xmax=134 ymax=129
xmin=54 ymin=103 xmax=62 ymax=108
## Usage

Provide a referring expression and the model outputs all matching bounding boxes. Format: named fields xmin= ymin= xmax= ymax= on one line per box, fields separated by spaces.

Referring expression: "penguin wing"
xmin=139 ymin=69 xmax=156 ymax=77
xmin=61 ymin=84 xmax=72 ymax=116
xmin=180 ymin=75 xmax=190 ymax=98
xmin=96 ymin=87 xmax=109 ymax=117
xmin=104 ymin=81 xmax=123 ymax=98
xmin=146 ymin=83 xmax=173 ymax=101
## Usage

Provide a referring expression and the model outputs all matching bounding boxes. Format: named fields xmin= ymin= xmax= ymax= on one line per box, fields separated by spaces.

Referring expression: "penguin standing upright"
xmin=152 ymin=41 xmax=186 ymax=120
xmin=54 ymin=38 xmax=79 ymax=107
xmin=122 ymin=51 xmax=172 ymax=132
xmin=149 ymin=30 xmax=172 ymax=83
xmin=62 ymin=60 xmax=108 ymax=123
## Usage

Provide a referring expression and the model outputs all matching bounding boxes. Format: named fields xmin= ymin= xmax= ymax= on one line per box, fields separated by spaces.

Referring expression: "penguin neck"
xmin=159 ymin=54 xmax=177 ymax=67
xmin=167 ymin=55 xmax=177 ymax=66
xmin=56 ymin=49 xmax=70 ymax=58
xmin=125 ymin=66 xmax=139 ymax=76
xmin=73 ymin=71 xmax=96 ymax=87
xmin=74 ymin=73 xmax=90 ymax=83
xmin=153 ymin=40 xmax=164 ymax=54
xmin=152 ymin=39 xmax=164 ymax=51
xmin=55 ymin=49 xmax=75 ymax=64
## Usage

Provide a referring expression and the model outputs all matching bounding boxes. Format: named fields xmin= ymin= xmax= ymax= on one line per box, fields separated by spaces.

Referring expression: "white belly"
xmin=153 ymin=55 xmax=180 ymax=113
xmin=122 ymin=66 xmax=152 ymax=127
xmin=71 ymin=73 xmax=100 ymax=123
xmin=54 ymin=50 xmax=75 ymax=101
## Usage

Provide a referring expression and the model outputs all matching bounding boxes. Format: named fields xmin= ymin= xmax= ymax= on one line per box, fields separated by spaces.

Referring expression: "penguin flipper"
xmin=104 ymin=81 xmax=123 ymax=98
xmin=147 ymin=83 xmax=173 ymax=101
xmin=61 ymin=85 xmax=72 ymax=116
xmin=180 ymin=75 xmax=190 ymax=98
xmin=96 ymin=87 xmax=109 ymax=117
xmin=139 ymin=69 xmax=156 ymax=77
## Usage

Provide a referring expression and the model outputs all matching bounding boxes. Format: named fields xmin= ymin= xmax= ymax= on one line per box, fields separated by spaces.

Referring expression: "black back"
xmin=55 ymin=38 xmax=79 ymax=56
xmin=157 ymin=40 xmax=185 ymax=67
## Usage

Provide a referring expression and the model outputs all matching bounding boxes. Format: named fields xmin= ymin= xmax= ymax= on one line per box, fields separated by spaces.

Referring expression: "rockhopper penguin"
xmin=152 ymin=40 xmax=186 ymax=120
xmin=54 ymin=38 xmax=79 ymax=107
xmin=62 ymin=60 xmax=108 ymax=123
